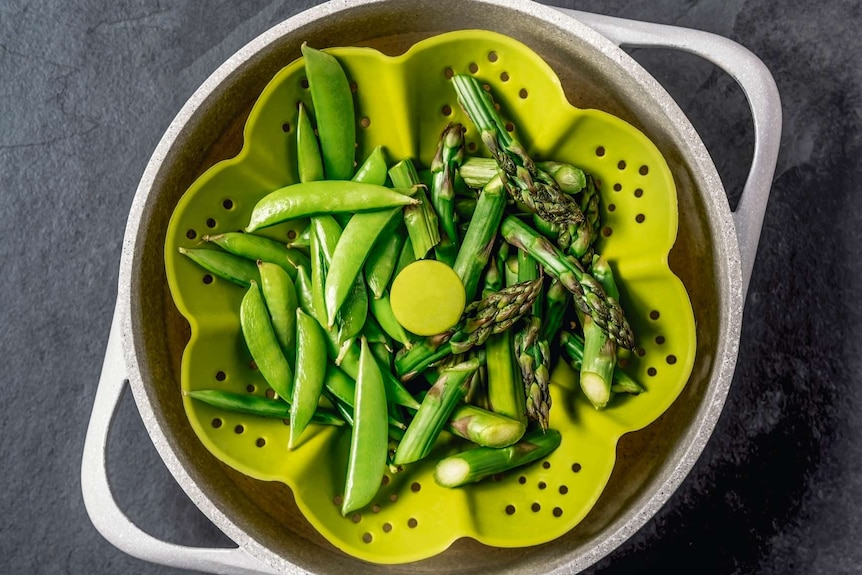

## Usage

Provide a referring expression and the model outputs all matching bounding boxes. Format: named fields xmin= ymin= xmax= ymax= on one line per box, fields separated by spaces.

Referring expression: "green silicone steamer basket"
xmin=81 ymin=1 xmax=781 ymax=574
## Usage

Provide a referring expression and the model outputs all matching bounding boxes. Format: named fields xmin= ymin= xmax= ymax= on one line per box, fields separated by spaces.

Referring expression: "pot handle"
xmin=81 ymin=303 xmax=279 ymax=575
xmin=554 ymin=7 xmax=781 ymax=297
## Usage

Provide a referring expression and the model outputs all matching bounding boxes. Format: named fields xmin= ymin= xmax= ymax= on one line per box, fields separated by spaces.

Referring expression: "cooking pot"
xmin=81 ymin=1 xmax=781 ymax=573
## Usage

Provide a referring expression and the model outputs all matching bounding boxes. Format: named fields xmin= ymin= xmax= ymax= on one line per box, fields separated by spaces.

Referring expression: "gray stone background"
xmin=2 ymin=0 xmax=860 ymax=573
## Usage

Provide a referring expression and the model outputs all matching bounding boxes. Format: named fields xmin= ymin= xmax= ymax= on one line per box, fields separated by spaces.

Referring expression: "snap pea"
xmin=185 ymin=389 xmax=344 ymax=426
xmin=178 ymin=247 xmax=259 ymax=287
xmin=202 ymin=232 xmax=309 ymax=280
xmin=341 ymin=337 xmax=388 ymax=516
xmin=287 ymin=226 xmax=311 ymax=250
xmin=246 ymin=181 xmax=418 ymax=232
xmin=301 ymin=43 xmax=355 ymax=181
xmin=294 ymin=264 xmax=315 ymax=317
xmin=391 ymin=235 xmax=416 ymax=286
xmin=361 ymin=314 xmax=392 ymax=348
xmin=296 ymin=101 xmax=325 ymax=183
xmin=258 ymin=261 xmax=298 ymax=366
xmin=324 ymin=207 xmax=403 ymax=326
xmin=301 ymin=250 xmax=417 ymax=411
xmin=364 ymin=225 xmax=406 ymax=299
xmin=240 ymin=281 xmax=293 ymax=401
xmin=310 ymin=216 xmax=368 ymax=343
xmin=369 ymin=292 xmax=412 ymax=347
xmin=352 ymin=145 xmax=388 ymax=185
xmin=323 ymin=363 xmax=406 ymax=430
xmin=289 ymin=308 xmax=328 ymax=449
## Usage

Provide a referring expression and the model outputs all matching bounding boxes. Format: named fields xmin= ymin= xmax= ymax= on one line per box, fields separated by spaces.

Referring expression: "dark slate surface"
xmin=2 ymin=0 xmax=860 ymax=573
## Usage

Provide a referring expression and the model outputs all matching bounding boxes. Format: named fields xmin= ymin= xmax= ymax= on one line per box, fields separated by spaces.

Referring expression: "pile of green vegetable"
xmin=178 ymin=43 xmax=644 ymax=517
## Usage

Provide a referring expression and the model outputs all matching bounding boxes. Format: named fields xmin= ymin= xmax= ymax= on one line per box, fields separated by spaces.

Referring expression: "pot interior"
xmin=125 ymin=1 xmax=736 ymax=572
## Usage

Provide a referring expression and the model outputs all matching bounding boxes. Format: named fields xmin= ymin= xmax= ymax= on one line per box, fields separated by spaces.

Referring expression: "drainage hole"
xmin=407 ymin=518 xmax=418 ymax=528
xmin=382 ymin=523 xmax=392 ymax=533
xmin=649 ymin=310 xmax=660 ymax=320
xmin=634 ymin=188 xmax=644 ymax=198
xmin=234 ymin=424 xmax=244 ymax=434
xmin=359 ymin=117 xmax=371 ymax=129
xmin=206 ymin=218 xmax=216 ymax=228
xmin=300 ymin=78 xmax=309 ymax=89
xmin=635 ymin=213 xmax=646 ymax=223
xmin=613 ymin=183 xmax=622 ymax=192
xmin=186 ymin=229 xmax=197 ymax=239
xmin=559 ymin=485 xmax=569 ymax=495
xmin=255 ymin=438 xmax=266 ymax=448
xmin=531 ymin=502 xmax=541 ymax=512
xmin=595 ymin=146 xmax=605 ymax=157
xmin=647 ymin=367 xmax=658 ymax=377
xmin=656 ymin=335 xmax=666 ymax=345
xmin=572 ymin=463 xmax=582 ymax=473
xmin=410 ymin=482 xmax=421 ymax=493
xmin=505 ymin=505 xmax=516 ymax=515
xmin=553 ymin=507 xmax=563 ymax=517
xmin=518 ymin=88 xmax=528 ymax=99
xmin=500 ymin=71 xmax=510 ymax=82
xmin=202 ymin=274 xmax=213 ymax=285
xmin=211 ymin=418 xmax=222 ymax=428
xmin=281 ymin=123 xmax=291 ymax=133
xmin=667 ymin=354 xmax=677 ymax=365
xmin=362 ymin=533 xmax=373 ymax=543
xmin=215 ymin=371 xmax=226 ymax=381
xmin=488 ymin=51 xmax=499 ymax=62
xmin=468 ymin=62 xmax=479 ymax=74
xmin=444 ymin=67 xmax=454 ymax=79
xmin=639 ymin=165 xmax=649 ymax=175
xmin=442 ymin=104 xmax=453 ymax=116
xmin=222 ymin=198 xmax=234 ymax=210
xmin=617 ymin=160 xmax=627 ymax=170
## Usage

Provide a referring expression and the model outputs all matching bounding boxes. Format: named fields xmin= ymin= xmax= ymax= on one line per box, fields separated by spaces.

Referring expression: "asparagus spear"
xmin=430 ymin=123 xmax=465 ymax=265
xmin=500 ymin=215 xmax=634 ymax=350
xmin=567 ymin=175 xmax=601 ymax=266
xmin=559 ymin=331 xmax=645 ymax=395
xmin=393 ymin=358 xmax=481 ymax=465
xmin=458 ymin=156 xmax=586 ymax=195
xmin=452 ymin=175 xmax=507 ymax=302
xmin=541 ymin=278 xmax=571 ymax=343
xmin=447 ymin=403 xmax=525 ymax=448
xmin=394 ymin=276 xmax=543 ymax=381
xmin=451 ymin=74 xmax=584 ymax=228
xmin=434 ymin=428 xmax=562 ymax=488
xmin=513 ymin=251 xmax=552 ymax=430
xmin=483 ymin=242 xmax=527 ymax=426
xmin=577 ymin=256 xmax=621 ymax=409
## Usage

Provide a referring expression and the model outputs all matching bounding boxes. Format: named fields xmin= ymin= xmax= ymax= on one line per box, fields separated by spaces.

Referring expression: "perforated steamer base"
xmin=162 ymin=30 xmax=696 ymax=564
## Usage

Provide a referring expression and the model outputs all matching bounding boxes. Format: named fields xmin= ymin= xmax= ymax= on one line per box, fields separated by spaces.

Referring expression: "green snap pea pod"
xmin=311 ymin=216 xmax=368 ymax=344
xmin=301 ymin=43 xmax=355 ymax=181
xmin=289 ymin=308 xmax=329 ymax=448
xmin=294 ymin=265 xmax=314 ymax=317
xmin=202 ymin=232 xmax=309 ymax=280
xmin=365 ymin=225 xmax=406 ymax=299
xmin=362 ymin=313 xmax=392 ymax=347
xmin=391 ymin=235 xmax=416 ymax=286
xmin=325 ymin=207 xmax=403 ymax=326
xmin=178 ymin=247 xmax=260 ymax=287
xmin=287 ymin=226 xmax=311 ymax=250
xmin=240 ymin=281 xmax=293 ymax=400
xmin=257 ymin=261 xmax=298 ymax=366
xmin=246 ymin=181 xmax=418 ymax=232
xmin=296 ymin=101 xmax=325 ymax=183
xmin=352 ymin=145 xmax=388 ymax=186
xmin=185 ymin=389 xmax=344 ymax=426
xmin=369 ymin=292 xmax=412 ymax=347
xmin=341 ymin=337 xmax=389 ymax=516
xmin=323 ymin=363 xmax=406 ymax=430
xmin=302 ymin=265 xmax=419 ymax=411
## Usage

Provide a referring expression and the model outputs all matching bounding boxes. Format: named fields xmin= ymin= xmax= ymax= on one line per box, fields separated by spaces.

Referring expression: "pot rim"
xmin=118 ymin=0 xmax=743 ymax=572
